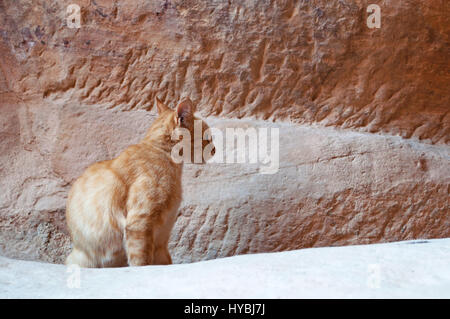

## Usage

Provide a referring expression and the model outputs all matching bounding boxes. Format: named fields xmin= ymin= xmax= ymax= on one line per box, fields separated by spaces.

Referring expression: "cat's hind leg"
xmin=124 ymin=208 xmax=155 ymax=266
xmin=152 ymin=206 xmax=178 ymax=265
xmin=153 ymin=246 xmax=172 ymax=265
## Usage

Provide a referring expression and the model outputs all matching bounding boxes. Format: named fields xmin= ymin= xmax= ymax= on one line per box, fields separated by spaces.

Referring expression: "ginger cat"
xmin=65 ymin=97 xmax=214 ymax=267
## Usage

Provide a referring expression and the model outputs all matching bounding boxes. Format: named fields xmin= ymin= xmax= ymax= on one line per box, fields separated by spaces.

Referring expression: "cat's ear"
xmin=176 ymin=98 xmax=196 ymax=125
xmin=155 ymin=97 xmax=169 ymax=114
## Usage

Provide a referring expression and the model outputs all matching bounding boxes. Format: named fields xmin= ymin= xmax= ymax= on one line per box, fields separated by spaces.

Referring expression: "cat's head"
xmin=154 ymin=97 xmax=215 ymax=164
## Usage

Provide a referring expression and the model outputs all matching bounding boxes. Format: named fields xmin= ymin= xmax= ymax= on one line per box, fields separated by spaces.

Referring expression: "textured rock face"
xmin=175 ymin=119 xmax=449 ymax=263
xmin=0 ymin=0 xmax=449 ymax=264
xmin=1 ymin=0 xmax=448 ymax=142
xmin=0 ymin=99 xmax=449 ymax=264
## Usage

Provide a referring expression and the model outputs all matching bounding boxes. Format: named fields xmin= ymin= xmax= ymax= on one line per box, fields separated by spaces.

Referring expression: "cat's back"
xmin=70 ymin=144 xmax=145 ymax=198
xmin=70 ymin=159 xmax=122 ymax=195
xmin=67 ymin=158 xmax=127 ymax=223
xmin=112 ymin=143 xmax=180 ymax=183
xmin=67 ymin=143 xmax=181 ymax=220
xmin=113 ymin=143 xmax=182 ymax=210
xmin=68 ymin=143 xmax=172 ymax=203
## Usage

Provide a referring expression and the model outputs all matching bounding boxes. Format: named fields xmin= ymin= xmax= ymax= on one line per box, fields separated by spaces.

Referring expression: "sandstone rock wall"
xmin=1 ymin=0 xmax=448 ymax=142
xmin=0 ymin=0 xmax=449 ymax=263
xmin=0 ymin=99 xmax=448 ymax=264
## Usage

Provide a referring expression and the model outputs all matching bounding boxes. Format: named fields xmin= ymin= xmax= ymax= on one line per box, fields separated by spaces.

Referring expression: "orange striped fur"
xmin=65 ymin=97 xmax=214 ymax=267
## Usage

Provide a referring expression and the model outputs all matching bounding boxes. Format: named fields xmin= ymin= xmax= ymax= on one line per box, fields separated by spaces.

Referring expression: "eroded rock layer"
xmin=0 ymin=99 xmax=449 ymax=263
xmin=1 ymin=0 xmax=449 ymax=142
xmin=0 ymin=0 xmax=449 ymax=263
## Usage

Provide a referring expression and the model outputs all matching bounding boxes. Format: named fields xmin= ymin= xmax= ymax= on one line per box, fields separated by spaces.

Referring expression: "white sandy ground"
xmin=0 ymin=238 xmax=449 ymax=298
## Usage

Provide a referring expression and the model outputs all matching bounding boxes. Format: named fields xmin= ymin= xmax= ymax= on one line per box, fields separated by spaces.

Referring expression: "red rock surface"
xmin=0 ymin=0 xmax=449 ymax=263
